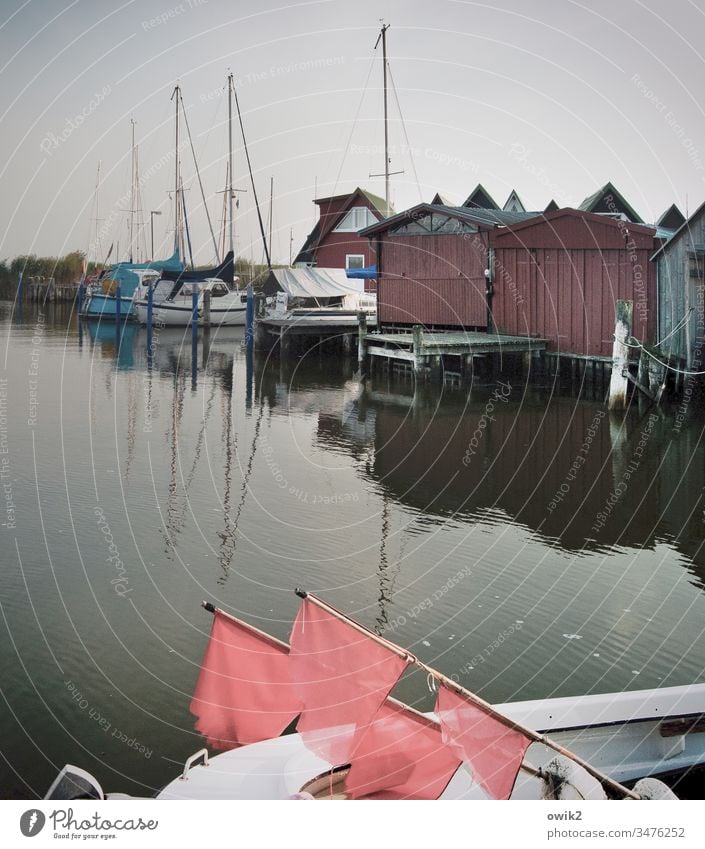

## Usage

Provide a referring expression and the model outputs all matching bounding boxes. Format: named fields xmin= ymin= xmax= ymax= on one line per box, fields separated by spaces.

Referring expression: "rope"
xmin=387 ymin=63 xmax=423 ymax=203
xmin=625 ymin=336 xmax=705 ymax=376
xmin=232 ymin=78 xmax=271 ymax=269
xmin=330 ymin=49 xmax=377 ymax=196
xmin=179 ymin=91 xmax=221 ymax=264
xmin=655 ymin=306 xmax=693 ymax=347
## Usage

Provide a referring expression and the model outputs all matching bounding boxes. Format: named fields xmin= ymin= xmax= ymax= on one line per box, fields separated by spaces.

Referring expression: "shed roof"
xmin=656 ymin=203 xmax=686 ymax=231
xmin=651 ymin=198 xmax=705 ymax=260
xmin=489 ymin=207 xmax=656 ymax=249
xmin=578 ymin=181 xmax=643 ymax=223
xmin=502 ymin=189 xmax=525 ymax=212
xmin=462 ymin=183 xmax=499 ymax=209
xmin=359 ymin=202 xmax=538 ymax=236
xmin=431 ymin=191 xmax=455 ymax=206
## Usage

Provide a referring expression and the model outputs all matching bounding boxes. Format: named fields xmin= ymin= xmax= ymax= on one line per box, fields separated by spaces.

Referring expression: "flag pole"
xmin=201 ymin=601 xmax=291 ymax=652
xmin=295 ymin=590 xmax=640 ymax=800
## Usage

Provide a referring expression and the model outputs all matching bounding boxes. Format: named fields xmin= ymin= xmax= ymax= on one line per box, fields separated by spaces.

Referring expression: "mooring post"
xmin=357 ymin=311 xmax=367 ymax=368
xmin=77 ymin=278 xmax=85 ymax=313
xmin=191 ymin=290 xmax=198 ymax=342
xmin=114 ymin=284 xmax=122 ymax=356
xmin=16 ymin=272 xmax=23 ymax=306
xmin=203 ymin=290 xmax=212 ymax=327
xmin=146 ymin=282 xmax=154 ymax=368
xmin=412 ymin=324 xmax=425 ymax=378
xmin=608 ymin=299 xmax=633 ymax=410
xmin=246 ymin=283 xmax=254 ymax=347
xmin=191 ymin=290 xmax=199 ymax=388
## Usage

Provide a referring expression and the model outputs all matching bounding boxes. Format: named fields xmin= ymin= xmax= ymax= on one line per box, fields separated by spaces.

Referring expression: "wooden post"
xmin=412 ymin=324 xmax=424 ymax=378
xmin=280 ymin=326 xmax=290 ymax=357
xmin=357 ymin=311 xmax=367 ymax=368
xmin=608 ymin=300 xmax=633 ymax=410
xmin=245 ymin=284 xmax=254 ymax=347
xmin=203 ymin=290 xmax=212 ymax=326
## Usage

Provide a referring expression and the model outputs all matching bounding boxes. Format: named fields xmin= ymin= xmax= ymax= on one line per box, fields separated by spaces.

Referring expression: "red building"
xmin=294 ymin=187 xmax=391 ymax=271
xmin=361 ymin=203 xmax=533 ymax=329
xmin=490 ymin=209 xmax=658 ymax=357
xmin=362 ymin=204 xmax=661 ymax=358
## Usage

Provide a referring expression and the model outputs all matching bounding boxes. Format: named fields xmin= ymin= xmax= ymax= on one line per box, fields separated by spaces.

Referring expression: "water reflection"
xmin=73 ymin=313 xmax=705 ymax=586
xmin=356 ymin=377 xmax=705 ymax=581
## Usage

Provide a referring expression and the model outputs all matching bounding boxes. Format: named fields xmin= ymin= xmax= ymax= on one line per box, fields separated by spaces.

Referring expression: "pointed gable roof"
xmin=431 ymin=192 xmax=455 ymax=206
xmin=502 ymin=190 xmax=525 ymax=213
xmin=656 ymin=203 xmax=686 ymax=231
xmin=651 ymin=197 xmax=705 ymax=260
xmin=578 ymin=181 xmax=643 ymax=223
xmin=462 ymin=183 xmax=499 ymax=210
xmin=544 ymin=199 xmax=559 ymax=213
xmin=293 ymin=187 xmax=393 ymax=265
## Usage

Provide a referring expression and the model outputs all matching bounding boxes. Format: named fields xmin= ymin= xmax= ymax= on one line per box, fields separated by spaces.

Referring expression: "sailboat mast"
xmin=129 ymin=119 xmax=136 ymax=262
xmin=268 ymin=176 xmax=273 ymax=261
xmin=228 ymin=73 xmax=234 ymax=255
xmin=172 ymin=84 xmax=181 ymax=255
xmin=381 ymin=23 xmax=390 ymax=218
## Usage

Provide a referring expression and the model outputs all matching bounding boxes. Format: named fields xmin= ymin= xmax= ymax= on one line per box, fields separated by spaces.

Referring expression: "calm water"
xmin=1 ymin=300 xmax=705 ymax=798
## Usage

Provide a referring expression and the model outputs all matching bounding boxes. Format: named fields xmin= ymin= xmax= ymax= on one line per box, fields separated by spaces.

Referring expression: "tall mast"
xmin=129 ymin=119 xmax=136 ymax=262
xmin=268 ymin=176 xmax=273 ymax=261
xmin=228 ymin=73 xmax=234 ymax=254
xmin=171 ymin=84 xmax=181 ymax=255
xmin=381 ymin=23 xmax=390 ymax=218
xmin=371 ymin=23 xmax=399 ymax=217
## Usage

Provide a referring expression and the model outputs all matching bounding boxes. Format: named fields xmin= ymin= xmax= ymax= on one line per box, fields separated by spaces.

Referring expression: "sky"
xmin=1 ymin=0 xmax=705 ymax=266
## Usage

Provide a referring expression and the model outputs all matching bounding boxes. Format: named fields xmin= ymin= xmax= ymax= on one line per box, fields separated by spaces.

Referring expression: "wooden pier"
xmin=361 ymin=325 xmax=546 ymax=381
xmin=20 ymin=280 xmax=78 ymax=304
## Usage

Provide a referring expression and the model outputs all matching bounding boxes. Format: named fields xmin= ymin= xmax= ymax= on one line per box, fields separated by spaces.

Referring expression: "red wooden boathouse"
xmin=362 ymin=204 xmax=660 ymax=359
xmin=489 ymin=209 xmax=658 ymax=358
xmin=361 ymin=203 xmax=534 ymax=329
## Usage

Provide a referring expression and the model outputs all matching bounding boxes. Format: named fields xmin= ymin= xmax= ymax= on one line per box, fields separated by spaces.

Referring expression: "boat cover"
xmin=111 ymin=249 xmax=184 ymax=274
xmin=345 ymin=265 xmax=377 ymax=279
xmin=263 ymin=267 xmax=364 ymax=299
xmin=161 ymin=251 xmax=234 ymax=285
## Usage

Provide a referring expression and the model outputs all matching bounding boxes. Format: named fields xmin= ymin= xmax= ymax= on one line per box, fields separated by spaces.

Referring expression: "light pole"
xmin=150 ymin=210 xmax=162 ymax=259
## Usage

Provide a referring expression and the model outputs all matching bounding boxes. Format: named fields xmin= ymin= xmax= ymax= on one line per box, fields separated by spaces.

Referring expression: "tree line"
xmin=0 ymin=251 xmax=273 ymax=298
xmin=0 ymin=251 xmax=92 ymax=296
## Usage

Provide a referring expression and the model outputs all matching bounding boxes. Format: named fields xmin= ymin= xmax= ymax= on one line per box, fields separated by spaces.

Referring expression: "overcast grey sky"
xmin=1 ymin=0 xmax=704 ymax=266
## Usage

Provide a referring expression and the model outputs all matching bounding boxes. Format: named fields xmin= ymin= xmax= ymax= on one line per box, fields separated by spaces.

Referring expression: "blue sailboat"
xmin=80 ymin=251 xmax=184 ymax=320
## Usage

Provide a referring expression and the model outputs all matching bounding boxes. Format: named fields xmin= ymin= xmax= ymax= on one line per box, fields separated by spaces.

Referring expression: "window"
xmin=335 ymin=206 xmax=378 ymax=232
xmin=390 ymin=213 xmax=478 ymax=235
xmin=346 ymin=255 xmax=365 ymax=270
xmin=211 ymin=283 xmax=228 ymax=297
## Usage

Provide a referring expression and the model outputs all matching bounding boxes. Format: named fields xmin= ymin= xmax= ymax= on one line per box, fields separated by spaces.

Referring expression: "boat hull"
xmin=134 ymin=301 xmax=246 ymax=327
xmin=80 ymin=293 xmax=136 ymax=320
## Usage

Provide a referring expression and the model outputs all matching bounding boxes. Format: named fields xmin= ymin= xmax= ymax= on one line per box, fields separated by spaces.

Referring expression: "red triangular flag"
xmin=346 ymin=700 xmax=462 ymax=799
xmin=288 ymin=598 xmax=409 ymax=766
xmin=436 ymin=685 xmax=531 ymax=799
xmin=190 ymin=609 xmax=301 ymax=749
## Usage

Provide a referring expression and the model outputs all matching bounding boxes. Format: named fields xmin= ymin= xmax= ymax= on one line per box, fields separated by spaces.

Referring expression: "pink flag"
xmin=190 ymin=610 xmax=301 ymax=749
xmin=288 ymin=598 xmax=409 ymax=766
xmin=436 ymin=685 xmax=531 ymax=799
xmin=345 ymin=700 xmax=462 ymax=799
